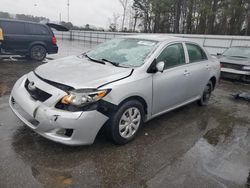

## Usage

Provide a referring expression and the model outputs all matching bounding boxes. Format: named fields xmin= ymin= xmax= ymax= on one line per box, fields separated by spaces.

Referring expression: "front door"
xmin=152 ymin=43 xmax=188 ymax=115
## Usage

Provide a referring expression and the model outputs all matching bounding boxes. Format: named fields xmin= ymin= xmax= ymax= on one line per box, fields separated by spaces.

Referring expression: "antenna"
xmin=59 ymin=13 xmax=62 ymax=23
xmin=67 ymin=0 xmax=70 ymax=22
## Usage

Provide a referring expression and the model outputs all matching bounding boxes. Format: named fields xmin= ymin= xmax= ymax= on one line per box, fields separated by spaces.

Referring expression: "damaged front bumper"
xmin=9 ymin=73 xmax=109 ymax=146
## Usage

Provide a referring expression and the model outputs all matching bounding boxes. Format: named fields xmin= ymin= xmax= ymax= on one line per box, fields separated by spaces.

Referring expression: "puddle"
xmin=31 ymin=166 xmax=74 ymax=188
xmin=202 ymin=102 xmax=249 ymax=147
xmin=147 ymin=125 xmax=250 ymax=188
xmin=203 ymin=124 xmax=233 ymax=146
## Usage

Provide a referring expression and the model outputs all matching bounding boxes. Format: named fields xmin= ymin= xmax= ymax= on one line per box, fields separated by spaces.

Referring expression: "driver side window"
xmin=156 ymin=43 xmax=186 ymax=70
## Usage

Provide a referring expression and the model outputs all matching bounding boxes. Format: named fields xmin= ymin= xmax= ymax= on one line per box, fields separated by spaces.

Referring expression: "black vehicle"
xmin=0 ymin=19 xmax=61 ymax=61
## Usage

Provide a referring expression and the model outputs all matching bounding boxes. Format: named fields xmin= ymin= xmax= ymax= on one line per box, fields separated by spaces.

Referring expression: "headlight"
xmin=61 ymin=89 xmax=111 ymax=107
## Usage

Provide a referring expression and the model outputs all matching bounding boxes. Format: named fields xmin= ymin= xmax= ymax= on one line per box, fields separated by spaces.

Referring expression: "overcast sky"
xmin=0 ymin=0 xmax=123 ymax=28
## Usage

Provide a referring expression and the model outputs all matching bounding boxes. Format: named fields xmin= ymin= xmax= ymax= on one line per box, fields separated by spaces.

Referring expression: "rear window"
xmin=0 ymin=21 xmax=25 ymax=34
xmin=26 ymin=23 xmax=49 ymax=35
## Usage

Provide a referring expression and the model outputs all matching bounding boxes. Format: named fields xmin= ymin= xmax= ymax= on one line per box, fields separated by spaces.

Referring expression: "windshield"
xmin=223 ymin=47 xmax=250 ymax=59
xmin=86 ymin=38 xmax=158 ymax=67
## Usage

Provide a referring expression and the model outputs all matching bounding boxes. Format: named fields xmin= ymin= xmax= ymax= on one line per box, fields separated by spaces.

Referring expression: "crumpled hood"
xmin=35 ymin=56 xmax=133 ymax=89
xmin=219 ymin=56 xmax=250 ymax=66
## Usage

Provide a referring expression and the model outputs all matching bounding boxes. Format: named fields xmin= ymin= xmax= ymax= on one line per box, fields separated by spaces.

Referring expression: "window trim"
xmin=155 ymin=42 xmax=187 ymax=71
xmin=185 ymin=42 xmax=208 ymax=63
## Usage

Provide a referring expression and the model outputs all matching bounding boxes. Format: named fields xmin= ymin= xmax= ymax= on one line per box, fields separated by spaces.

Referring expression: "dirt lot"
xmin=0 ymin=40 xmax=249 ymax=188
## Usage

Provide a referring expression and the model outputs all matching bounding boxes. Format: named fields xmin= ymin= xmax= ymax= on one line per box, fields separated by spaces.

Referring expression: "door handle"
xmin=184 ymin=70 xmax=190 ymax=76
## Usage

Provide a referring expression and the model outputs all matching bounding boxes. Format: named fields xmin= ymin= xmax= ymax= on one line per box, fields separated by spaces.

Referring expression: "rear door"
xmin=152 ymin=43 xmax=188 ymax=115
xmin=184 ymin=43 xmax=211 ymax=99
xmin=25 ymin=23 xmax=52 ymax=48
xmin=0 ymin=21 xmax=27 ymax=53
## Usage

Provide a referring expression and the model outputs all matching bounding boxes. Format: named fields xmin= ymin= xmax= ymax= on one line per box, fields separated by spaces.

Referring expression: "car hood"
xmin=35 ymin=56 xmax=133 ymax=89
xmin=219 ymin=56 xmax=250 ymax=66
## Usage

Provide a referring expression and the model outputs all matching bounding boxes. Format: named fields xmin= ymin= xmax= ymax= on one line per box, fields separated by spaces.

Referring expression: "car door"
xmin=184 ymin=43 xmax=211 ymax=99
xmin=0 ymin=21 xmax=27 ymax=53
xmin=152 ymin=43 xmax=188 ymax=115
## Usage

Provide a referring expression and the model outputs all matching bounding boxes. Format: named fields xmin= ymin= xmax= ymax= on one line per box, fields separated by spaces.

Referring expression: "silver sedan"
xmin=10 ymin=35 xmax=220 ymax=145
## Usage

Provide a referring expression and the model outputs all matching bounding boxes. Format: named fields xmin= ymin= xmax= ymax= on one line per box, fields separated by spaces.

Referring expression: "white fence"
xmin=54 ymin=30 xmax=250 ymax=55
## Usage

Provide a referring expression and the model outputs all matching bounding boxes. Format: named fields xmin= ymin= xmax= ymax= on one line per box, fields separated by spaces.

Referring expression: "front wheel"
xmin=198 ymin=81 xmax=213 ymax=106
xmin=107 ymin=100 xmax=144 ymax=145
xmin=30 ymin=45 xmax=47 ymax=61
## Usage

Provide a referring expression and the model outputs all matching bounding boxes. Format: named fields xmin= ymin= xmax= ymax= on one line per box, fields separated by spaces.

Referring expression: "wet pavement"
xmin=0 ymin=40 xmax=250 ymax=188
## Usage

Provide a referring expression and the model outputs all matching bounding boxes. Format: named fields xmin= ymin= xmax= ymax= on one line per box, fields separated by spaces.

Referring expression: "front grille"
xmin=221 ymin=62 xmax=244 ymax=70
xmin=25 ymin=79 xmax=52 ymax=102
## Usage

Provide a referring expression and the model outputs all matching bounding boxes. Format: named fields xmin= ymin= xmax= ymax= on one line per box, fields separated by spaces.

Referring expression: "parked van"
xmin=0 ymin=19 xmax=59 ymax=61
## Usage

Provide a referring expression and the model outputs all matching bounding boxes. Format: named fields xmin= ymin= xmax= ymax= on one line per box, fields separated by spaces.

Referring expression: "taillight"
xmin=52 ymin=36 xmax=57 ymax=45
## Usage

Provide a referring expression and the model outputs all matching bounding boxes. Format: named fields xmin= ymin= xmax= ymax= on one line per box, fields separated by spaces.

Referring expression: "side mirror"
xmin=217 ymin=53 xmax=222 ymax=56
xmin=156 ymin=61 xmax=164 ymax=72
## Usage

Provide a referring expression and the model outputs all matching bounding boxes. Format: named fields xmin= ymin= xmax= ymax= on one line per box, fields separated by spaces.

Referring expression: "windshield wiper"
xmin=85 ymin=54 xmax=105 ymax=65
xmin=229 ymin=55 xmax=248 ymax=59
xmin=101 ymin=58 xmax=121 ymax=67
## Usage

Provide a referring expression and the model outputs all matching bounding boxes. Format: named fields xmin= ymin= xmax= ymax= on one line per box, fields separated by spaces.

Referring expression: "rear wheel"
xmin=107 ymin=100 xmax=144 ymax=145
xmin=198 ymin=81 xmax=213 ymax=106
xmin=30 ymin=45 xmax=47 ymax=61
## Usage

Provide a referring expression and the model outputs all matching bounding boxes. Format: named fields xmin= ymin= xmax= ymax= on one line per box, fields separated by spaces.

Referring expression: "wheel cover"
xmin=32 ymin=46 xmax=45 ymax=60
xmin=119 ymin=107 xmax=141 ymax=139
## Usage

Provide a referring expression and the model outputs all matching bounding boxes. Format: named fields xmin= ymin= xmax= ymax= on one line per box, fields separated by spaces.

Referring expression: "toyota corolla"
xmin=9 ymin=35 xmax=220 ymax=145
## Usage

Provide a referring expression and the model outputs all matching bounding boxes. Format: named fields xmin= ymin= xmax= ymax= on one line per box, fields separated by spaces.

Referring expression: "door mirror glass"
xmin=156 ymin=61 xmax=164 ymax=72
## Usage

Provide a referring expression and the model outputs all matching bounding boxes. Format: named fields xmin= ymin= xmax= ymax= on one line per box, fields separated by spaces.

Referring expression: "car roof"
xmin=0 ymin=18 xmax=44 ymax=25
xmin=122 ymin=34 xmax=188 ymax=43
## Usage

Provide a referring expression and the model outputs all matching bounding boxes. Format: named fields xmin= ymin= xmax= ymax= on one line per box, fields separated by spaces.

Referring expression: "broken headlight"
xmin=60 ymin=89 xmax=111 ymax=107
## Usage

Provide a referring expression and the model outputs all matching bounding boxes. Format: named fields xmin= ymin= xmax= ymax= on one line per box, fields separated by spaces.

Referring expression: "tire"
xmin=107 ymin=100 xmax=144 ymax=145
xmin=198 ymin=81 xmax=213 ymax=106
xmin=30 ymin=45 xmax=47 ymax=61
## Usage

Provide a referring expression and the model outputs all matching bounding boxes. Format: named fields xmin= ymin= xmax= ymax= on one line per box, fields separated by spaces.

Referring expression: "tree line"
xmin=0 ymin=12 xmax=49 ymax=23
xmin=132 ymin=0 xmax=250 ymax=35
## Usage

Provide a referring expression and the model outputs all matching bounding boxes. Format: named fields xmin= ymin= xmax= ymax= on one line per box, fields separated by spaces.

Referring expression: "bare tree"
xmin=108 ymin=13 xmax=120 ymax=31
xmin=119 ymin=0 xmax=129 ymax=31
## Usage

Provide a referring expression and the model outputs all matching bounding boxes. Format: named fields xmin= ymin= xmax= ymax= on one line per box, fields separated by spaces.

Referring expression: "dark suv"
xmin=0 ymin=19 xmax=58 ymax=61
